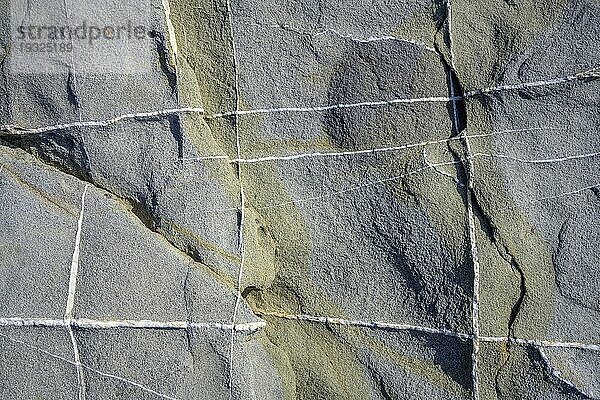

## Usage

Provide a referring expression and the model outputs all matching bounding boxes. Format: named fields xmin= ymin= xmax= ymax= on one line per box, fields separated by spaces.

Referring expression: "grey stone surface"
xmin=0 ymin=147 xmax=82 ymax=319
xmin=1 ymin=0 xmax=599 ymax=399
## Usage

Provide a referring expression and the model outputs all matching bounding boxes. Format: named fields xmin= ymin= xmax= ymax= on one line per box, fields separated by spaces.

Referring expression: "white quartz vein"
xmin=258 ymin=311 xmax=600 ymax=351
xmin=464 ymin=67 xmax=599 ymax=97
xmin=0 ymin=107 xmax=205 ymax=135
xmin=161 ymin=0 xmax=179 ymax=66
xmin=246 ymin=21 xmax=437 ymax=52
xmin=181 ymin=127 xmax=557 ymax=164
xmin=0 ymin=317 xmax=265 ymax=332
xmin=205 ymin=95 xmax=459 ymax=119
xmin=65 ymin=184 xmax=89 ymax=400
xmin=2 ymin=67 xmax=596 ymax=135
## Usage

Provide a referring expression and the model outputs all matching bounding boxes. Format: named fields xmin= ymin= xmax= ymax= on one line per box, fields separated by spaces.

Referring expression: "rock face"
xmin=0 ymin=0 xmax=598 ymax=399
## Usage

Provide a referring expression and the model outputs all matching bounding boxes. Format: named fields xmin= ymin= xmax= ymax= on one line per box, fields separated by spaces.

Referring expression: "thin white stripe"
xmin=0 ymin=68 xmax=596 ymax=137
xmin=444 ymin=0 xmax=480 ymax=397
xmin=161 ymin=0 xmax=178 ymax=65
xmin=65 ymin=184 xmax=89 ymax=400
xmin=0 ymin=108 xmax=205 ymax=135
xmin=65 ymin=184 xmax=89 ymax=320
xmin=258 ymin=311 xmax=600 ymax=351
xmin=464 ymin=69 xmax=599 ymax=97
xmin=0 ymin=317 xmax=265 ymax=332
xmin=206 ymin=95 xmax=460 ymax=119
xmin=474 ymin=151 xmax=600 ymax=164
xmin=180 ymin=127 xmax=559 ymax=164
xmin=537 ymin=346 xmax=593 ymax=397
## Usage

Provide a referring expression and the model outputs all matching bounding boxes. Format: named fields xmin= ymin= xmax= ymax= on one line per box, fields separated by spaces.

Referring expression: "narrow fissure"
xmin=435 ymin=37 xmax=531 ymax=398
xmin=149 ymin=30 xmax=178 ymax=96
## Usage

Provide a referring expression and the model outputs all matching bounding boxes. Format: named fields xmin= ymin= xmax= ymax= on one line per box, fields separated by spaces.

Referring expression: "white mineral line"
xmin=225 ymin=3 xmax=246 ymax=399
xmin=206 ymin=95 xmax=460 ymax=119
xmin=259 ymin=312 xmax=600 ymax=352
xmin=0 ymin=98 xmax=453 ymax=136
xmin=475 ymin=151 xmax=600 ymax=164
xmin=528 ymin=339 xmax=600 ymax=351
xmin=464 ymin=67 xmax=600 ymax=98
xmin=179 ymin=134 xmax=485 ymax=163
xmin=445 ymin=0 xmax=480 ymax=397
xmin=259 ymin=311 xmax=473 ymax=340
xmin=1 ymin=317 xmax=596 ymax=351
xmin=0 ymin=98 xmax=454 ymax=135
xmin=2 ymin=65 xmax=597 ymax=136
xmin=181 ymin=127 xmax=559 ymax=164
xmin=0 ymin=332 xmax=180 ymax=400
xmin=7 ymin=66 xmax=593 ymax=137
xmin=446 ymin=0 xmax=456 ymax=69
xmin=67 ymin=326 xmax=85 ymax=399
xmin=161 ymin=0 xmax=178 ymax=66
xmin=185 ymin=136 xmax=585 ymax=217
xmin=65 ymin=184 xmax=89 ymax=400
xmin=315 ymin=28 xmax=437 ymax=52
xmin=65 ymin=185 xmax=89 ymax=320
xmin=480 ymin=336 xmax=600 ymax=352
xmin=0 ymin=88 xmax=575 ymax=135
xmin=537 ymin=346 xmax=593 ymax=397
xmin=535 ymin=182 xmax=600 ymax=202
xmin=0 ymin=317 xmax=265 ymax=332
xmin=184 ymin=155 xmax=230 ymax=161
xmin=248 ymin=21 xmax=437 ymax=52
xmin=234 ymin=138 xmax=458 ymax=163
xmin=461 ymin=98 xmax=482 ymax=400
xmin=0 ymin=107 xmax=205 ymax=135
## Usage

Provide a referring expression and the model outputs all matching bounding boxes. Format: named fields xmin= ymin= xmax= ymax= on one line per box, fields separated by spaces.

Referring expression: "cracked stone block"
xmin=541 ymin=346 xmax=600 ymax=398
xmin=74 ymin=185 xmax=191 ymax=322
xmin=6 ymin=116 xmax=243 ymax=280
xmin=76 ymin=328 xmax=229 ymax=399
xmin=251 ymin=318 xmax=473 ymax=400
xmin=231 ymin=330 xmax=286 ymax=399
xmin=232 ymin=0 xmax=444 ymax=49
xmin=152 ymin=158 xmax=242 ymax=279
xmin=0 ymin=327 xmax=79 ymax=399
xmin=452 ymin=0 xmax=600 ymax=89
xmin=478 ymin=341 xmax=593 ymax=400
xmin=0 ymin=143 xmax=240 ymax=323
xmin=234 ymin=101 xmax=454 ymax=159
xmin=228 ymin=21 xmax=451 ymax=158
xmin=1 ymin=0 xmax=599 ymax=397
xmin=465 ymin=79 xmax=600 ymax=343
xmin=65 ymin=327 xmax=275 ymax=399
xmin=1 ymin=0 xmax=183 ymax=126
xmin=0 ymin=147 xmax=85 ymax=318
xmin=232 ymin=23 xmax=447 ymax=110
xmin=240 ymin=152 xmax=472 ymax=333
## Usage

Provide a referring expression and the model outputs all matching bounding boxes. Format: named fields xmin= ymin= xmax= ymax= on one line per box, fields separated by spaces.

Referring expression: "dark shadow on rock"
xmin=421 ymin=332 xmax=474 ymax=393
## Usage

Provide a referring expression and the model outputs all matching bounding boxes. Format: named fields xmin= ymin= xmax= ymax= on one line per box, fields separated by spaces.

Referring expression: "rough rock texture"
xmin=0 ymin=0 xmax=598 ymax=399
